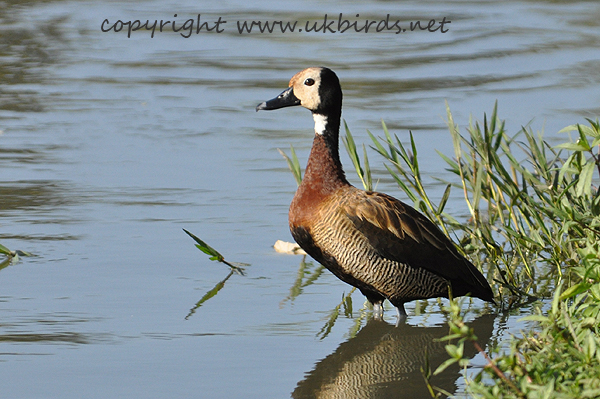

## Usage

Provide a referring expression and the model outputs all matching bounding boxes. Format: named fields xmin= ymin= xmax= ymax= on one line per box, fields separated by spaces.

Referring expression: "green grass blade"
xmin=576 ymin=161 xmax=594 ymax=197
xmin=343 ymin=121 xmax=369 ymax=190
xmin=183 ymin=229 xmax=224 ymax=262
xmin=367 ymin=129 xmax=390 ymax=159
xmin=278 ymin=146 xmax=302 ymax=186
xmin=437 ymin=184 xmax=452 ymax=214
xmin=381 ymin=120 xmax=399 ymax=164
xmin=362 ymin=144 xmax=373 ymax=191
xmin=183 ymin=229 xmax=246 ymax=275
xmin=0 ymin=243 xmax=11 ymax=256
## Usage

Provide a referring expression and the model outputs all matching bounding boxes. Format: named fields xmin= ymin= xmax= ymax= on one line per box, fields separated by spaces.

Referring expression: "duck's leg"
xmin=372 ymin=302 xmax=384 ymax=320
xmin=395 ymin=304 xmax=407 ymax=318
xmin=364 ymin=291 xmax=386 ymax=320
xmin=394 ymin=303 xmax=407 ymax=326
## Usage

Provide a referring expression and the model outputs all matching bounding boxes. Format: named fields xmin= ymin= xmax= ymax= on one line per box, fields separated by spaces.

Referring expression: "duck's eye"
xmin=304 ymin=78 xmax=315 ymax=86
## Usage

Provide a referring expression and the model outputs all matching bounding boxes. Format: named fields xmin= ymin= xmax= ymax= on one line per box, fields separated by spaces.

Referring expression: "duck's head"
xmin=256 ymin=67 xmax=342 ymax=120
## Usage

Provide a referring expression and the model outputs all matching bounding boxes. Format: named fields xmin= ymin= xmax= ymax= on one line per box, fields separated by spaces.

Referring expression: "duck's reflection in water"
xmin=292 ymin=313 xmax=495 ymax=399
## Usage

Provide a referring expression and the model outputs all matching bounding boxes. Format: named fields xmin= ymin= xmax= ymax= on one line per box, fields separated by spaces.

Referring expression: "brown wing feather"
xmin=343 ymin=191 xmax=493 ymax=301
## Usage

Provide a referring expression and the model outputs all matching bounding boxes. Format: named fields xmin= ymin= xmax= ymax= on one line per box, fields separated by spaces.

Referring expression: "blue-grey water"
xmin=1 ymin=1 xmax=599 ymax=398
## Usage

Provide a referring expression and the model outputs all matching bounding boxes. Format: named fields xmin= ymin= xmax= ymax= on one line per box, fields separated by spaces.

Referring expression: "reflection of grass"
xmin=281 ymin=255 xmax=373 ymax=339
xmin=185 ymin=270 xmax=234 ymax=320
xmin=183 ymin=229 xmax=250 ymax=319
xmin=317 ymin=289 xmax=359 ymax=340
xmin=280 ymin=256 xmax=324 ymax=305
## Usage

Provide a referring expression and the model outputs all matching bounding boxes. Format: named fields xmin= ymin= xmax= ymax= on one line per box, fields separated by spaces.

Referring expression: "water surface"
xmin=1 ymin=0 xmax=599 ymax=397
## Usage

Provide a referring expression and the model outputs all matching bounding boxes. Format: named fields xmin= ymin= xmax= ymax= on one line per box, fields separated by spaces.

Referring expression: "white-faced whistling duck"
xmin=257 ymin=67 xmax=494 ymax=319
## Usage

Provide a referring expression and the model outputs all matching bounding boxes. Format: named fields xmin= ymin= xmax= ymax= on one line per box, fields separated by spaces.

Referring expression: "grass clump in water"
xmin=0 ymin=242 xmax=31 ymax=270
xmin=183 ymin=229 xmax=250 ymax=319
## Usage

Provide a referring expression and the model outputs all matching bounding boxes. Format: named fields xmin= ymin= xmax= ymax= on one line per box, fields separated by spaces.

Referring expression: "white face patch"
xmin=313 ymin=114 xmax=328 ymax=135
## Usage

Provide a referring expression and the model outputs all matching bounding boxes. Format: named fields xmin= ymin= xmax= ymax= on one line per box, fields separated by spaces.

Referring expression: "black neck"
xmin=303 ymin=110 xmax=347 ymax=189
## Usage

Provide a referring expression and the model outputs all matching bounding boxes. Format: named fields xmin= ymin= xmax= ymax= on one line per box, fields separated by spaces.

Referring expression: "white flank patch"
xmin=313 ymin=114 xmax=328 ymax=135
